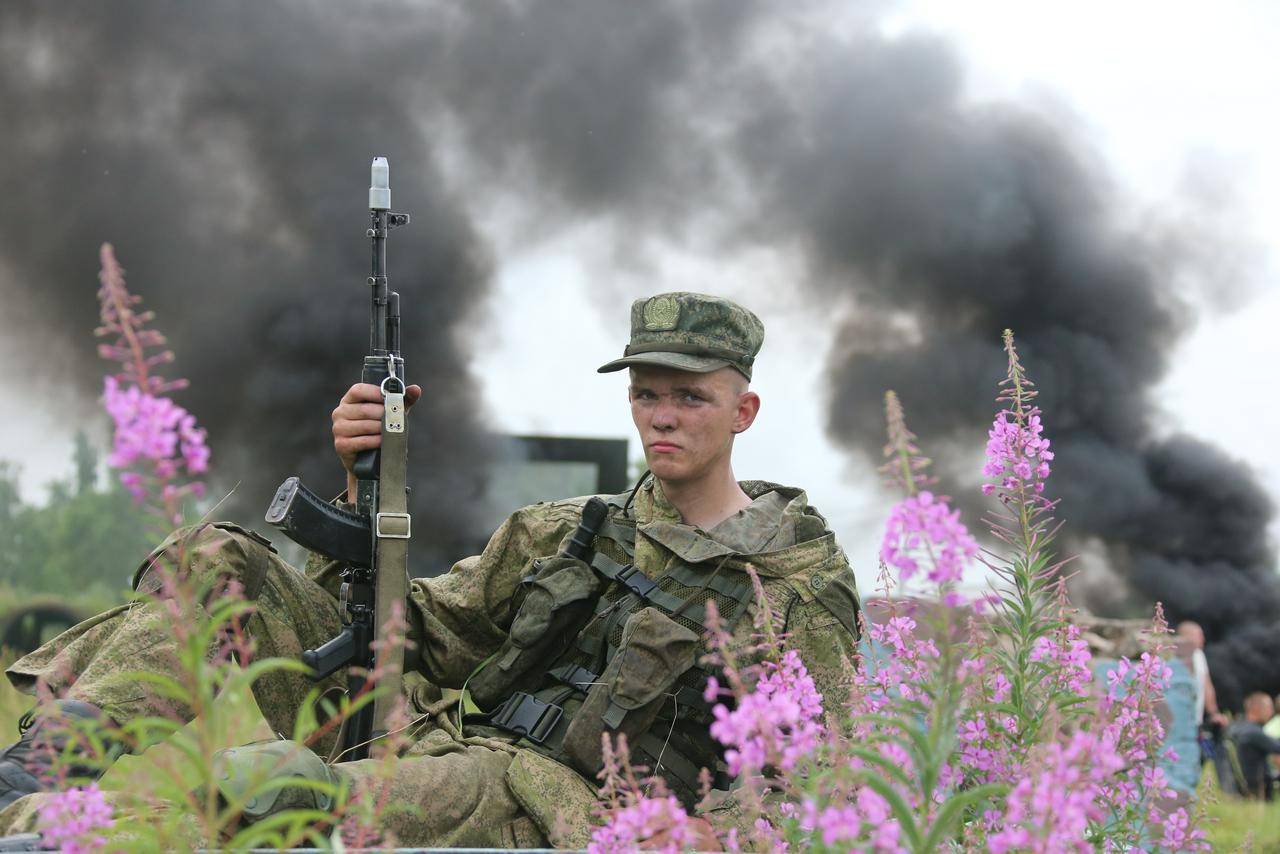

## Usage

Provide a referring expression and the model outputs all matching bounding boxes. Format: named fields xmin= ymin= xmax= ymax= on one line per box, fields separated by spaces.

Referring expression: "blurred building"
xmin=463 ymin=434 xmax=631 ymax=570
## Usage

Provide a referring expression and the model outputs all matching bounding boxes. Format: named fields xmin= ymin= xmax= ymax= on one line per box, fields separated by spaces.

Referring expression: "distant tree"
xmin=0 ymin=463 xmax=22 ymax=585
xmin=73 ymin=430 xmax=98 ymax=496
xmin=0 ymin=444 xmax=152 ymax=598
xmin=0 ymin=461 xmax=18 ymax=525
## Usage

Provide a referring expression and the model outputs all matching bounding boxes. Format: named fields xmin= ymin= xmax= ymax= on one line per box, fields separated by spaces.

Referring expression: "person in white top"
xmin=1177 ymin=620 xmax=1227 ymax=729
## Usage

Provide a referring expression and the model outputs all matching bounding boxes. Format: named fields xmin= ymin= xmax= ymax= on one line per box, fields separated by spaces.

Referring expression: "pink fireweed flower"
xmin=857 ymin=788 xmax=903 ymax=852
xmin=102 ymin=375 xmax=209 ymax=513
xmin=1029 ymin=624 xmax=1094 ymax=697
xmin=880 ymin=490 xmax=979 ymax=586
xmin=987 ymin=730 xmax=1124 ymax=854
xmin=800 ymin=789 xmax=903 ymax=853
xmin=103 ymin=377 xmax=208 ymax=471
xmin=96 ymin=243 xmax=210 ymax=523
xmin=117 ymin=471 xmax=146 ymax=501
xmin=709 ymin=650 xmax=824 ymax=776
xmin=955 ymin=709 xmax=1018 ymax=786
xmin=879 ymin=390 xmax=978 ymax=591
xmin=813 ymin=803 xmax=861 ymax=848
xmin=37 ymin=783 xmax=114 ymax=854
xmin=857 ymin=613 xmax=941 ymax=715
xmin=983 ymin=330 xmax=1054 ymax=500
xmin=95 ymin=243 xmax=187 ymax=395
xmin=1158 ymin=805 xmax=1209 ymax=851
xmin=879 ymin=390 xmax=934 ymax=494
xmin=982 ymin=410 xmax=1054 ymax=496
xmin=1098 ymin=649 xmax=1177 ymax=810
xmin=588 ymin=794 xmax=689 ymax=854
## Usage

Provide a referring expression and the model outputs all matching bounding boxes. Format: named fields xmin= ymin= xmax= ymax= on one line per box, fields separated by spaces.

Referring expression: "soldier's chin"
xmin=646 ymin=457 xmax=685 ymax=481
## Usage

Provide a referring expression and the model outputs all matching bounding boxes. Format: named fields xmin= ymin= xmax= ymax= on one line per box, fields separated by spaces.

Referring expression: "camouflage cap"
xmin=597 ymin=292 xmax=765 ymax=380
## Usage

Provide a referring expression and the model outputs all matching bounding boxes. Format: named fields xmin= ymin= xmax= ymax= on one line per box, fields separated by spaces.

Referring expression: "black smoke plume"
xmin=736 ymin=32 xmax=1279 ymax=709
xmin=0 ymin=1 xmax=495 ymax=568
xmin=2 ymin=2 xmax=1275 ymax=704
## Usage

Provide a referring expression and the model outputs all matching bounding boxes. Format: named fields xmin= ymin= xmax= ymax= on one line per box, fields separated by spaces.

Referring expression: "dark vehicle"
xmin=0 ymin=600 xmax=86 ymax=656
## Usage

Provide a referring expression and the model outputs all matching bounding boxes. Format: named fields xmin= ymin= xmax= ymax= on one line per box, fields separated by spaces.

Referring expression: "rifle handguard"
xmin=265 ymin=476 xmax=373 ymax=567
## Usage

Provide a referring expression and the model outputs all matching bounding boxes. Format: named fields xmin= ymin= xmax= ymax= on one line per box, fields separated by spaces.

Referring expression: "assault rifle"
xmin=264 ymin=157 xmax=412 ymax=761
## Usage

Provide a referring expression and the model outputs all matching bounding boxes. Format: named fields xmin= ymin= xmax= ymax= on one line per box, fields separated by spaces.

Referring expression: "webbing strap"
xmin=596 ymin=520 xmax=636 ymax=558
xmin=548 ymin=662 xmax=601 ymax=692
xmin=663 ymin=562 xmax=755 ymax=609
xmin=595 ymin=492 xmax=751 ymax=624
xmin=637 ymin=731 xmax=705 ymax=794
xmin=548 ymin=662 xmax=710 ymax=714
xmin=589 ymin=552 xmax=690 ymax=615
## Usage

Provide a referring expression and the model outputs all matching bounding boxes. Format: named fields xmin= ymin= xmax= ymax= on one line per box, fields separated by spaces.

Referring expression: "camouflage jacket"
xmin=394 ymin=475 xmax=860 ymax=838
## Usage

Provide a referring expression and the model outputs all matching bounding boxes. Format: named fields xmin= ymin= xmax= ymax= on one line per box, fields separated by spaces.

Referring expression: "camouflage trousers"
xmin=2 ymin=522 xmax=551 ymax=848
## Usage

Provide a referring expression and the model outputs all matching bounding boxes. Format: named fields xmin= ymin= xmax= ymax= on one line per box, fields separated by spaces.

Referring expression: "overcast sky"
xmin=4 ymin=0 xmax=1277 ymax=596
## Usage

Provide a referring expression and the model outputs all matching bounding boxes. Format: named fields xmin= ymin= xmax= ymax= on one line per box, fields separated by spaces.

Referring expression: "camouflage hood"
xmin=628 ymin=476 xmax=845 ymax=579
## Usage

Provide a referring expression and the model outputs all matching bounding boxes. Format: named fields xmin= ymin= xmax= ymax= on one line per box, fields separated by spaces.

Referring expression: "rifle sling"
xmin=370 ymin=412 xmax=410 ymax=735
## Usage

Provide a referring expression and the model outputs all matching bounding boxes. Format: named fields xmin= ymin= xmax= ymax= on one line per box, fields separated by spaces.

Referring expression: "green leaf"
xmin=842 ymin=745 xmax=914 ymax=788
xmin=921 ymin=784 xmax=1007 ymax=850
xmin=857 ymin=774 xmax=924 ymax=850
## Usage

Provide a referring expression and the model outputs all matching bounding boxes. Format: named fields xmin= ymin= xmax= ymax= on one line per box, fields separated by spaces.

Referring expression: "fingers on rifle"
xmin=332 ymin=402 xmax=386 ymax=423
xmin=333 ymin=419 xmax=383 ymax=438
xmin=336 ymin=434 xmax=382 ymax=454
xmin=340 ymin=382 xmax=384 ymax=405
xmin=406 ymin=384 xmax=423 ymax=407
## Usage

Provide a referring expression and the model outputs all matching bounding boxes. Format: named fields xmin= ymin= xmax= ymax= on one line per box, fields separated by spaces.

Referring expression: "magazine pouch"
xmin=469 ymin=556 xmax=603 ymax=709
xmin=561 ymin=606 xmax=699 ymax=777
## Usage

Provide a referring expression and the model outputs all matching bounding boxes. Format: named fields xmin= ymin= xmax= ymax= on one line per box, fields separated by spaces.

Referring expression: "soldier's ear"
xmin=732 ymin=391 xmax=760 ymax=434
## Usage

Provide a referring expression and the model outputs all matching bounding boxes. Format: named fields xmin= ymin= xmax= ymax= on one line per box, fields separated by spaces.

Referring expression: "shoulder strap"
xmin=595 ymin=489 xmax=638 ymax=556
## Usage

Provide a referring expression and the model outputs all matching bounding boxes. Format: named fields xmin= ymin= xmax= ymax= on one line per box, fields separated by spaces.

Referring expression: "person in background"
xmin=1226 ymin=692 xmax=1280 ymax=799
xmin=1176 ymin=620 xmax=1227 ymax=766
xmin=1264 ymin=694 xmax=1280 ymax=741
xmin=1264 ymin=693 xmax=1280 ymax=780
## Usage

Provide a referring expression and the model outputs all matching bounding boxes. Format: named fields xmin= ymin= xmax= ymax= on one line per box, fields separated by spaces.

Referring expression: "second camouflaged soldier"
xmin=1 ymin=292 xmax=861 ymax=847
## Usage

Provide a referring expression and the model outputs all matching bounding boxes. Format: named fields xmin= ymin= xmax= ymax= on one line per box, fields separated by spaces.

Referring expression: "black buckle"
xmin=617 ymin=564 xmax=658 ymax=598
xmin=552 ymin=664 xmax=599 ymax=692
xmin=490 ymin=692 xmax=564 ymax=744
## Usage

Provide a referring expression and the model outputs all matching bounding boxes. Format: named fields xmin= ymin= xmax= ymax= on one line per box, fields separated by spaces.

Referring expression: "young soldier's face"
xmin=628 ymin=366 xmax=758 ymax=486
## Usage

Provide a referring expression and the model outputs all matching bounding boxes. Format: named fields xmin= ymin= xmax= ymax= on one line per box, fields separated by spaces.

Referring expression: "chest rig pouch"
xmin=468 ymin=554 xmax=604 ymax=710
xmin=481 ymin=491 xmax=759 ymax=803
xmin=561 ymin=606 xmax=700 ymax=778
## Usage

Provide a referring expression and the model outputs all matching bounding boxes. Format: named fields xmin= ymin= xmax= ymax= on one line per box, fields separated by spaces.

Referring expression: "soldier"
xmin=0 ymin=293 xmax=860 ymax=847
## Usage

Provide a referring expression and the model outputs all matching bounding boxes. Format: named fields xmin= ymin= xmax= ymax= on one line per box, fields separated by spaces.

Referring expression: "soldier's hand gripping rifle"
xmin=264 ymin=157 xmax=412 ymax=761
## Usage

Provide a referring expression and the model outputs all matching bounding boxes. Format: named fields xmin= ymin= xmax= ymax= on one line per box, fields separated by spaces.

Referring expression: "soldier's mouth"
xmin=649 ymin=442 xmax=681 ymax=453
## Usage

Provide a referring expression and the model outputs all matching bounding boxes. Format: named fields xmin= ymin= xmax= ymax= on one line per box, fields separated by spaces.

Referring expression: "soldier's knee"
xmin=210 ymin=740 xmax=340 ymax=822
xmin=133 ymin=522 xmax=280 ymax=601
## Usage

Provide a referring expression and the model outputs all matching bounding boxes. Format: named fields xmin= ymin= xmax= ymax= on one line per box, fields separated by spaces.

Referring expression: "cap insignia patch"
xmin=642 ymin=296 xmax=680 ymax=331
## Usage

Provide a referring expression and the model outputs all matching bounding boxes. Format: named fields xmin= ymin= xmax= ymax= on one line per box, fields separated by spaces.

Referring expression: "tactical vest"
xmin=467 ymin=489 xmax=764 ymax=806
